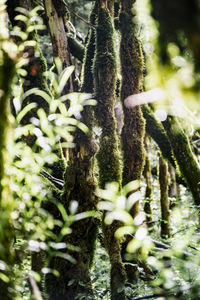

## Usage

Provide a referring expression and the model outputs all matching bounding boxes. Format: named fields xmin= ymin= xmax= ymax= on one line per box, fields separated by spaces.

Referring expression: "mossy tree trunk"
xmin=143 ymin=137 xmax=153 ymax=227
xmin=119 ymin=0 xmax=145 ymax=218
xmin=45 ymin=4 xmax=99 ymax=299
xmin=159 ymin=156 xmax=170 ymax=238
xmin=142 ymin=105 xmax=175 ymax=168
xmin=163 ymin=116 xmax=200 ymax=207
xmin=0 ymin=3 xmax=17 ymax=298
xmin=93 ymin=1 xmax=127 ymax=299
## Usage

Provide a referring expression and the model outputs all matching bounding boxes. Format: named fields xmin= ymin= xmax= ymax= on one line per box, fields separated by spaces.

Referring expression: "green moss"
xmin=163 ymin=116 xmax=200 ymax=206
xmin=81 ymin=2 xmax=98 ymax=94
xmin=93 ymin=5 xmax=121 ymax=186
xmin=93 ymin=5 xmax=126 ymax=300
xmin=142 ymin=104 xmax=176 ymax=167
xmin=67 ymin=35 xmax=85 ymax=62
xmin=119 ymin=2 xmax=145 ymax=194
xmin=93 ymin=7 xmax=117 ymax=101
xmin=97 ymin=135 xmax=121 ymax=187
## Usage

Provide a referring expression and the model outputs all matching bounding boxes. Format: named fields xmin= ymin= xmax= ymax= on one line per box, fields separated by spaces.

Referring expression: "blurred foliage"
xmin=0 ymin=3 xmax=96 ymax=298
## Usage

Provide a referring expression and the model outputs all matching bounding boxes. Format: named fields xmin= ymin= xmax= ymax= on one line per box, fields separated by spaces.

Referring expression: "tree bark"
xmin=163 ymin=116 xmax=200 ymax=206
xmin=142 ymin=105 xmax=175 ymax=167
xmin=45 ymin=3 xmax=99 ymax=299
xmin=43 ymin=0 xmax=73 ymax=92
xmin=120 ymin=0 xmax=145 ymax=217
xmin=143 ymin=137 xmax=153 ymax=227
xmin=93 ymin=1 xmax=127 ymax=299
xmin=159 ymin=156 xmax=170 ymax=238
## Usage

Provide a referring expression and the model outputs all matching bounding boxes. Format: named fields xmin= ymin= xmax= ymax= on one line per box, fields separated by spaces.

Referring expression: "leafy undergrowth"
xmin=14 ymin=173 xmax=200 ymax=300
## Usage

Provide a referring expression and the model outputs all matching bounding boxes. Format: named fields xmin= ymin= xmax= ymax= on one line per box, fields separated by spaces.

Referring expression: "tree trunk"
xmin=43 ymin=0 xmax=73 ymax=92
xmin=143 ymin=137 xmax=153 ymax=227
xmin=120 ymin=0 xmax=145 ymax=218
xmin=168 ymin=164 xmax=180 ymax=207
xmin=142 ymin=104 xmax=175 ymax=167
xmin=163 ymin=116 xmax=200 ymax=206
xmin=93 ymin=1 xmax=127 ymax=299
xmin=159 ymin=156 xmax=170 ymax=238
xmin=45 ymin=3 xmax=99 ymax=299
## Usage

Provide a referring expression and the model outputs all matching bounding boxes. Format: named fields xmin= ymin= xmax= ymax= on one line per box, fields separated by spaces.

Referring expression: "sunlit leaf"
xmin=11 ymin=29 xmax=28 ymax=41
xmin=122 ymin=180 xmax=140 ymax=195
xmin=15 ymin=7 xmax=29 ymax=16
xmin=115 ymin=226 xmax=134 ymax=239
xmin=57 ymin=66 xmax=75 ymax=94
xmin=126 ymin=238 xmax=141 ymax=253
xmin=105 ymin=211 xmax=133 ymax=225
xmin=77 ymin=122 xmax=89 ymax=134
xmin=14 ymin=14 xmax=28 ymax=23
xmin=54 ymin=251 xmax=76 ymax=264
xmin=27 ymin=24 xmax=46 ymax=32
xmin=21 ymin=88 xmax=52 ymax=104
xmin=0 ymin=272 xmax=9 ymax=283
xmin=16 ymin=102 xmax=37 ymax=123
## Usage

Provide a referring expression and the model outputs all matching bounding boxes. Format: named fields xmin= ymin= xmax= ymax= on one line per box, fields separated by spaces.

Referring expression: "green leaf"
xmin=16 ymin=102 xmax=37 ymax=123
xmin=68 ymin=279 xmax=75 ymax=286
xmin=122 ymin=180 xmax=140 ymax=195
xmin=15 ymin=7 xmax=29 ymax=16
xmin=57 ymin=66 xmax=75 ymax=94
xmin=115 ymin=226 xmax=134 ymax=239
xmin=0 ymin=272 xmax=9 ymax=283
xmin=14 ymin=14 xmax=28 ymax=23
xmin=77 ymin=122 xmax=89 ymax=134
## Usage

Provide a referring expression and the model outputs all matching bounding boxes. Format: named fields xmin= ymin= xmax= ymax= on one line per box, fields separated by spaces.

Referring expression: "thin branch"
xmin=61 ymin=0 xmax=95 ymax=28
